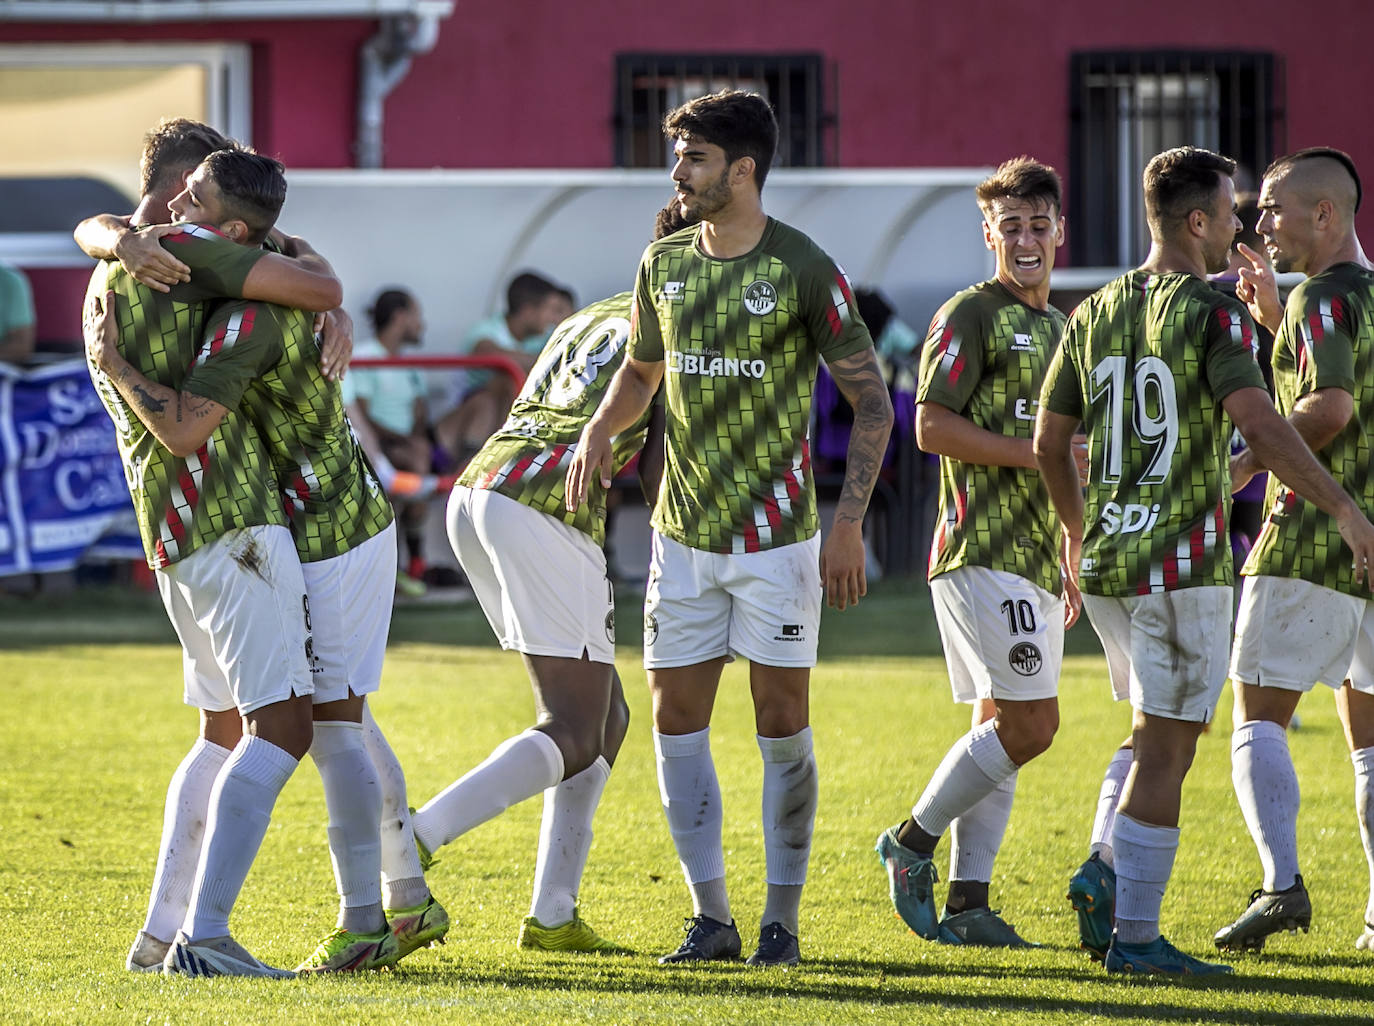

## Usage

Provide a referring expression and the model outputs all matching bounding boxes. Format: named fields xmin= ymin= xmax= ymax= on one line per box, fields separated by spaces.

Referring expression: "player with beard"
xmin=567 ymin=90 xmax=893 ymax=967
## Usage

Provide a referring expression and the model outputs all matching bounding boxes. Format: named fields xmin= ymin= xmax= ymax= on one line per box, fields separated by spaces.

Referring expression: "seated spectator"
xmin=0 ymin=261 xmax=36 ymax=365
xmin=433 ymin=270 xmax=568 ymax=456
xmin=344 ymin=287 xmax=436 ymax=594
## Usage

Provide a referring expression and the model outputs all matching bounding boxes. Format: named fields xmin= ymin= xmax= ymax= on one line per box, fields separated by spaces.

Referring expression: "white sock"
xmin=413 ymin=728 xmax=564 ymax=852
xmin=361 ymin=707 xmax=429 ymax=910
xmin=1352 ymin=746 xmax=1374 ymax=924
xmin=142 ymin=738 xmax=231 ymax=942
xmin=529 ymin=756 xmax=611 ymax=927
xmin=184 ymin=736 xmax=298 ymax=941
xmin=310 ymin=720 xmax=384 ymax=931
xmin=1232 ymin=719 xmax=1300 ymax=891
xmin=1089 ymin=747 xmax=1133 ymax=866
xmin=949 ymin=772 xmax=1016 ymax=885
xmin=758 ymin=729 xmax=818 ymax=935
xmin=655 ymin=728 xmax=729 ymax=922
xmin=912 ymin=720 xmax=1018 ymax=838
xmin=1112 ymin=812 xmax=1178 ymax=945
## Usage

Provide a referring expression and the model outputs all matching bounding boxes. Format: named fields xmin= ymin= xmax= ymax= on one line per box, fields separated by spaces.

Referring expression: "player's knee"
xmin=996 ymin=702 xmax=1058 ymax=764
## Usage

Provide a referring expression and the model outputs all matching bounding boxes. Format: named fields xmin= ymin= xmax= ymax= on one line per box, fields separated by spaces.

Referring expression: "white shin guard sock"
xmin=360 ymin=707 xmax=429 ymax=909
xmin=184 ymin=736 xmax=299 ymax=941
xmin=530 ymin=756 xmax=611 ymax=927
xmin=949 ymin=772 xmax=1016 ymax=886
xmin=310 ymin=720 xmax=384 ymax=930
xmin=912 ymin=720 xmax=1018 ymax=838
xmin=1352 ymin=746 xmax=1374 ymax=923
xmin=1112 ymin=812 xmax=1179 ymax=945
xmin=414 ymin=728 xmax=564 ymax=852
xmin=1089 ymin=747 xmax=1133 ymax=866
xmin=1232 ymin=719 xmax=1300 ymax=891
xmin=655 ymin=728 xmax=729 ymax=922
xmin=758 ymin=728 xmax=818 ymax=935
xmin=143 ymin=738 xmax=231 ymax=942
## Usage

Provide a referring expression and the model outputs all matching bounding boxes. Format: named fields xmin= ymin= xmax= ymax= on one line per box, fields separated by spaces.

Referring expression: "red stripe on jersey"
xmin=504 ymin=452 xmax=538 ymax=486
xmin=163 ymin=222 xmax=229 ymax=245
xmin=165 ymin=505 xmax=187 ymax=545
xmin=1137 ymin=578 xmax=1152 ymax=596
xmin=1333 ymin=294 xmax=1348 ymax=329
xmin=834 ymin=270 xmax=855 ymax=308
xmin=953 ymin=483 xmax=967 ymax=526
xmin=1162 ymin=552 xmax=1179 ymax=590
xmin=478 ymin=463 xmax=502 ymax=489
xmin=741 ymin=520 xmax=761 ymax=553
xmin=291 ymin=471 xmax=310 ymax=502
xmin=948 ymin=353 xmax=967 ymax=387
xmin=1297 ymin=343 xmax=1309 ymax=378
xmin=548 ymin=443 xmax=569 ymax=467
xmin=826 ymin=304 xmax=842 ymax=337
xmin=238 ymin=306 xmax=256 ymax=340
xmin=762 ymin=493 xmax=782 ymax=530
xmin=930 ymin=522 xmax=946 ymax=575
xmin=177 ymin=467 xmax=199 ymax=511
xmin=1308 ymin=310 xmax=1326 ymax=344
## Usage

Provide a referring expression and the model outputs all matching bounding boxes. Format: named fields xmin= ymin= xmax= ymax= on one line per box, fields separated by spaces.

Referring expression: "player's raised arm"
xmin=1224 ymin=385 xmax=1374 ymax=583
xmin=566 ymin=355 xmax=663 ymax=511
xmin=84 ymin=290 xmax=229 ymax=457
xmin=820 ymin=345 xmax=894 ymax=610
xmin=74 ymin=214 xmax=191 ymax=292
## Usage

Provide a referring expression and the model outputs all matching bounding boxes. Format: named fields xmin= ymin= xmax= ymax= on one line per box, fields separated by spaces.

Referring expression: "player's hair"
xmin=653 ymin=198 xmax=693 ymax=240
xmin=663 ymin=90 xmax=779 ymax=190
xmin=369 ymin=289 xmax=415 ymax=333
xmin=139 ymin=118 xmax=234 ymax=197
xmin=506 ymin=271 xmax=559 ymax=314
xmin=1264 ymin=146 xmax=1362 ymax=214
xmin=200 ymin=149 xmax=286 ymax=247
xmin=1143 ymin=146 xmax=1237 ymax=237
xmin=975 ymin=156 xmax=1063 ymax=218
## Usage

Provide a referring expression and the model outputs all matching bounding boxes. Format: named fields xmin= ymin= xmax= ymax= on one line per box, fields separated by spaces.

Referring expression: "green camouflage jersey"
xmin=183 ymin=295 xmax=394 ymax=564
xmin=459 ymin=292 xmax=650 ymax=546
xmin=85 ymin=224 xmax=278 ymax=568
xmin=1243 ymin=262 xmax=1374 ymax=595
xmin=1042 ymin=270 xmax=1265 ymax=596
xmin=629 ymin=218 xmax=874 ymax=553
xmin=919 ymin=279 xmax=1066 ymax=594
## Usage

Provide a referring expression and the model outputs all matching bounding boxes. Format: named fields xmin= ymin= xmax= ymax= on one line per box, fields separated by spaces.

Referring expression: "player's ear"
xmin=732 ymin=155 xmax=756 ymax=187
xmin=220 ymin=219 xmax=250 ymax=243
xmin=982 ymin=220 xmax=996 ymax=252
xmin=1054 ymin=215 xmax=1066 ymax=247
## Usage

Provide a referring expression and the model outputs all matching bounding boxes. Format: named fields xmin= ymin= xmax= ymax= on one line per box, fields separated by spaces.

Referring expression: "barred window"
xmin=614 ymin=53 xmax=834 ymax=169
xmin=1069 ymin=51 xmax=1283 ymax=267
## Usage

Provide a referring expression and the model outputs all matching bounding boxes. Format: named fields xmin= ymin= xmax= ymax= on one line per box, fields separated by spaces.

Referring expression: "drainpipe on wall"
xmin=356 ymin=12 xmax=442 ymax=169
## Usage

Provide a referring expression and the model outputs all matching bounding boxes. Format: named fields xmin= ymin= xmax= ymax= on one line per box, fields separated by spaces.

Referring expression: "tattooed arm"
xmin=820 ymin=346 xmax=894 ymax=610
xmin=84 ymin=290 xmax=229 ymax=458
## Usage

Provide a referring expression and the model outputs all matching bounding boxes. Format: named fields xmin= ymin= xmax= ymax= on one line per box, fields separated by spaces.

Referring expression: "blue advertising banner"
xmin=0 ymin=359 xmax=142 ymax=575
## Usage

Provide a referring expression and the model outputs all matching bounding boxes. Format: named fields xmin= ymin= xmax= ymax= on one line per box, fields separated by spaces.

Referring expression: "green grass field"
xmin=4 ymin=578 xmax=1374 ymax=1025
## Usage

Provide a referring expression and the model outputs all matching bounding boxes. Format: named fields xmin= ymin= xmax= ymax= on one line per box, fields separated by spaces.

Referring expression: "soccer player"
xmin=85 ymin=147 xmax=448 ymax=973
xmin=1215 ymin=148 xmax=1374 ymax=952
xmin=1035 ymin=145 xmax=1374 ymax=976
xmin=875 ymin=157 xmax=1081 ymax=947
xmin=80 ymin=124 xmax=339 ymax=978
xmin=407 ymin=201 xmax=683 ymax=953
xmin=566 ymin=90 xmax=894 ymax=967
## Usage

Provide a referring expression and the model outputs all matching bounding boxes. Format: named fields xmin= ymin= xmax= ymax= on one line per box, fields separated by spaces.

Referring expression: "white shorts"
xmin=1230 ymin=575 xmax=1374 ymax=695
xmin=643 ymin=531 xmax=822 ymax=669
xmin=448 ymin=484 xmax=615 ymax=663
xmin=930 ymin=566 xmax=1064 ymax=703
xmin=301 ymin=521 xmax=397 ymax=704
xmin=1082 ymin=586 xmax=1232 ymax=723
xmin=156 ymin=524 xmax=313 ymax=715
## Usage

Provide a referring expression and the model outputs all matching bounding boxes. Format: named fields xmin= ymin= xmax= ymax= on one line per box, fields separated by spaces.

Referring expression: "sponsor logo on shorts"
xmin=774 ymin=623 xmax=804 ymax=642
xmin=743 ymin=280 xmax=778 ymax=316
xmin=644 ymin=612 xmax=659 ymax=645
xmin=1008 ymin=642 xmax=1043 ymax=677
xmin=604 ymin=608 xmax=615 ymax=645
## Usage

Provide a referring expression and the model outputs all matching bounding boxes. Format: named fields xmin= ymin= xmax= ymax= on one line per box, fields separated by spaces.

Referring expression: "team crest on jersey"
xmin=742 ymin=280 xmax=778 ymax=316
xmin=662 ymin=281 xmax=686 ymax=302
xmin=1008 ymin=642 xmax=1043 ymax=677
xmin=1011 ymin=333 xmax=1036 ymax=351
